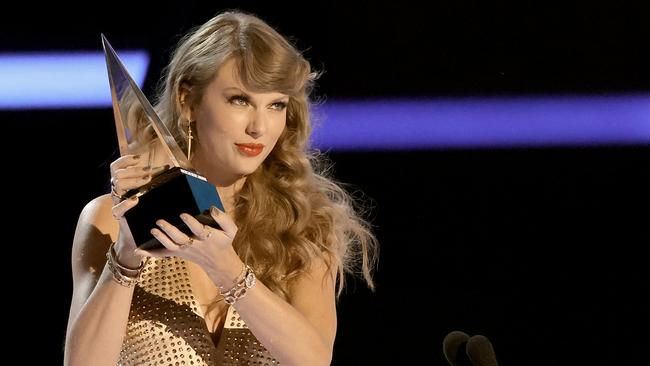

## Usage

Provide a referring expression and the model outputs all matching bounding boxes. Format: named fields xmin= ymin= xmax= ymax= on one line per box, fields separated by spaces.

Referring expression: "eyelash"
xmin=272 ymin=102 xmax=288 ymax=110
xmin=228 ymin=95 xmax=248 ymax=106
xmin=228 ymin=95 xmax=287 ymax=110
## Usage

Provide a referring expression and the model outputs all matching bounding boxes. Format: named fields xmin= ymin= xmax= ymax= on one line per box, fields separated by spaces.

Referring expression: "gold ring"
xmin=204 ymin=226 xmax=213 ymax=239
xmin=179 ymin=237 xmax=194 ymax=248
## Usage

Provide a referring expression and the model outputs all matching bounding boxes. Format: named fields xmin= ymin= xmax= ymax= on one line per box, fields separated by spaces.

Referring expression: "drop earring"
xmin=187 ymin=120 xmax=194 ymax=159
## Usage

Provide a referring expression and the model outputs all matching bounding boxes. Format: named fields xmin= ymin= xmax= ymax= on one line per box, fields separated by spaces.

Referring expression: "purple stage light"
xmin=311 ymin=95 xmax=650 ymax=150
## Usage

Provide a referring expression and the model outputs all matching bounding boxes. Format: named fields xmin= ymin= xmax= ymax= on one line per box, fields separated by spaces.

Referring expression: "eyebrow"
xmin=223 ymin=87 xmax=289 ymax=103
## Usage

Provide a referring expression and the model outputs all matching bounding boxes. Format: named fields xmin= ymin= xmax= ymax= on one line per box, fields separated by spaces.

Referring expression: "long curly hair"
xmin=135 ymin=11 xmax=377 ymax=298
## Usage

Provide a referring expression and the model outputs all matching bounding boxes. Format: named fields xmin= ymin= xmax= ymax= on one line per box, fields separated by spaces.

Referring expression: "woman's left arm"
xmin=233 ymin=255 xmax=337 ymax=366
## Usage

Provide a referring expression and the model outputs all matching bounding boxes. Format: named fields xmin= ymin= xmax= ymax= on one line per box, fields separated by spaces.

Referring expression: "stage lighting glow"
xmin=0 ymin=51 xmax=149 ymax=109
xmin=2 ymin=53 xmax=648 ymax=150
xmin=311 ymin=95 xmax=650 ymax=150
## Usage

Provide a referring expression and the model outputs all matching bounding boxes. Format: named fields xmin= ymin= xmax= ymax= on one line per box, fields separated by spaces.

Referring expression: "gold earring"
xmin=187 ymin=121 xmax=194 ymax=159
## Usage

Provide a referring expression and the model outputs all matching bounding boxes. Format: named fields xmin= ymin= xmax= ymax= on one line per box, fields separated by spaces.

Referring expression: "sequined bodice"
xmin=119 ymin=257 xmax=279 ymax=365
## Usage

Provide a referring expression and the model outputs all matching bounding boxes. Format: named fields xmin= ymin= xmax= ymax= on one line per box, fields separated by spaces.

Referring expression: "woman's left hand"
xmin=134 ymin=206 xmax=243 ymax=283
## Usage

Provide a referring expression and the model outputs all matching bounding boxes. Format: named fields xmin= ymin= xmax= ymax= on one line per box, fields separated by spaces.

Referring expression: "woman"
xmin=65 ymin=10 xmax=376 ymax=366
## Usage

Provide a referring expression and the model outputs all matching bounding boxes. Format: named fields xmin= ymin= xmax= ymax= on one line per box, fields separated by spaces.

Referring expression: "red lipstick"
xmin=235 ymin=143 xmax=264 ymax=157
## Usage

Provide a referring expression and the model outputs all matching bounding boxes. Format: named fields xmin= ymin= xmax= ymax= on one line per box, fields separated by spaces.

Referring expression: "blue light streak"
xmin=311 ymin=95 xmax=650 ymax=150
xmin=0 ymin=51 xmax=149 ymax=109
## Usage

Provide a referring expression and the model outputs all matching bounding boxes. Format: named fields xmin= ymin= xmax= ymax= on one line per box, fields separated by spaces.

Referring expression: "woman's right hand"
xmin=109 ymin=154 xmax=153 ymax=269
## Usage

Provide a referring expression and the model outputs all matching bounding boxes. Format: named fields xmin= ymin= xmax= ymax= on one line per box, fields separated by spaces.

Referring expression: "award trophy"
xmin=102 ymin=34 xmax=224 ymax=250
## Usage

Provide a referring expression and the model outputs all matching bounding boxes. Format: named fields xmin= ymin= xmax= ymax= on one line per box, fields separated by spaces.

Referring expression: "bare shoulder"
xmin=288 ymin=254 xmax=337 ymax=303
xmin=71 ymin=194 xmax=119 ymax=279
xmin=74 ymin=193 xmax=118 ymax=243
xmin=77 ymin=194 xmax=116 ymax=227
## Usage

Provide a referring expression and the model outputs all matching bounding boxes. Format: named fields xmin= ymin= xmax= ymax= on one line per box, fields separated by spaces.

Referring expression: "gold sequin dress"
xmin=118 ymin=257 xmax=279 ymax=365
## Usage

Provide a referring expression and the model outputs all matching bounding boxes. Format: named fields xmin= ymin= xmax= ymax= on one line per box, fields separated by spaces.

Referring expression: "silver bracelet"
xmin=220 ymin=265 xmax=256 ymax=305
xmin=105 ymin=242 xmax=145 ymax=287
xmin=218 ymin=263 xmax=247 ymax=291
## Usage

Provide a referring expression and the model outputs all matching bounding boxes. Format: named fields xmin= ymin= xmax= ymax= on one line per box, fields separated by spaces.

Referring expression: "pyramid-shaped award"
xmin=102 ymin=35 xmax=224 ymax=250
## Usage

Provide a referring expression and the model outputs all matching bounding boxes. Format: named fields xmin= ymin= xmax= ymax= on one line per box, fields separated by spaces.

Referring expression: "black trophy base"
xmin=122 ymin=167 xmax=224 ymax=250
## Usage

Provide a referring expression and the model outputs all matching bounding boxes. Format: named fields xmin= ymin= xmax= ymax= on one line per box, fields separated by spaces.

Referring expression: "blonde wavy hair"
xmin=133 ymin=10 xmax=377 ymax=298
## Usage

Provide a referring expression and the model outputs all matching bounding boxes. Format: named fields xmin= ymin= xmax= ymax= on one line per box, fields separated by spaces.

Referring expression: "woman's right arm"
xmin=64 ymin=155 xmax=151 ymax=366
xmin=64 ymin=195 xmax=135 ymax=366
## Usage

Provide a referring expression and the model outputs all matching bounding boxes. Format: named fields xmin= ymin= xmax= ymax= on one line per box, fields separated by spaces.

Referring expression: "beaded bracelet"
xmin=220 ymin=265 xmax=256 ymax=305
xmin=105 ymin=242 xmax=145 ymax=288
xmin=218 ymin=264 xmax=247 ymax=292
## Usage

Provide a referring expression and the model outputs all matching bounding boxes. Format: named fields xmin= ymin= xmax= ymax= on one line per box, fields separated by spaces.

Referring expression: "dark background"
xmin=3 ymin=1 xmax=650 ymax=364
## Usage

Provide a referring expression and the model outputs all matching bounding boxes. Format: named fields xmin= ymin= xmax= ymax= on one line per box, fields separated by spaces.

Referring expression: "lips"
xmin=235 ymin=143 xmax=264 ymax=157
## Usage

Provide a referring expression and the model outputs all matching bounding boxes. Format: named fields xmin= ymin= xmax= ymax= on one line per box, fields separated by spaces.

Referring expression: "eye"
xmin=228 ymin=95 xmax=249 ymax=106
xmin=270 ymin=102 xmax=287 ymax=111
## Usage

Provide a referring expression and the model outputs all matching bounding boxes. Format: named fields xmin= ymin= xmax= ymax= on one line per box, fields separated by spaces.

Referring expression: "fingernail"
xmin=142 ymin=166 xmax=151 ymax=171
xmin=153 ymin=165 xmax=170 ymax=172
xmin=130 ymin=195 xmax=138 ymax=201
xmin=211 ymin=206 xmax=220 ymax=215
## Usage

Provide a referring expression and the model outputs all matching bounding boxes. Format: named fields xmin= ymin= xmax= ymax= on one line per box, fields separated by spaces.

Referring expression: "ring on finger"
xmin=110 ymin=177 xmax=124 ymax=200
xmin=203 ymin=225 xmax=213 ymax=239
xmin=111 ymin=186 xmax=124 ymax=200
xmin=178 ymin=236 xmax=194 ymax=248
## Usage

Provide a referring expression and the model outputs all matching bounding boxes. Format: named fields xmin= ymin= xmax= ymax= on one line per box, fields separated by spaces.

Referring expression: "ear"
xmin=178 ymin=83 xmax=194 ymax=121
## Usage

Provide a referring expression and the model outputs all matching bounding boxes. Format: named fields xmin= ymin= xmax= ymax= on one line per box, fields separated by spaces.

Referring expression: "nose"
xmin=245 ymin=109 xmax=267 ymax=139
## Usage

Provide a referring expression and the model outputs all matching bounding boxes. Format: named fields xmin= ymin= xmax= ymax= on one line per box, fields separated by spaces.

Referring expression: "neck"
xmin=190 ymin=155 xmax=247 ymax=211
xmin=215 ymin=177 xmax=246 ymax=212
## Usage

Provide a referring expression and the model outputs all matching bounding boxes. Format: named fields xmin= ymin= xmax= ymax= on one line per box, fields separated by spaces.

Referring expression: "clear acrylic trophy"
xmin=102 ymin=34 xmax=224 ymax=250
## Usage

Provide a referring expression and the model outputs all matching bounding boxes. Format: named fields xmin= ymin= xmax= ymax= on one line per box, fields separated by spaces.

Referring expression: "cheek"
xmin=271 ymin=116 xmax=288 ymax=141
xmin=198 ymin=108 xmax=239 ymax=139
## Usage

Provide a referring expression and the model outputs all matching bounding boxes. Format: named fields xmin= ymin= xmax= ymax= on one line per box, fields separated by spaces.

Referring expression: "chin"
xmin=236 ymin=163 xmax=262 ymax=176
